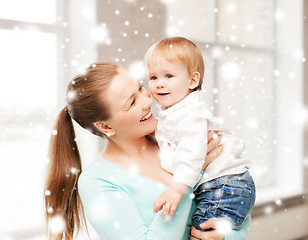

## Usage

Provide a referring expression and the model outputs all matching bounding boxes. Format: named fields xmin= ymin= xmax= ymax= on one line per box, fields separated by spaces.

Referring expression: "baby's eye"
xmin=150 ymin=76 xmax=157 ymax=80
xmin=166 ymin=74 xmax=173 ymax=78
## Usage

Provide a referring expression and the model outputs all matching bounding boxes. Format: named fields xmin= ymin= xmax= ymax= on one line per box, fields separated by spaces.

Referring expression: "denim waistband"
xmin=196 ymin=171 xmax=255 ymax=192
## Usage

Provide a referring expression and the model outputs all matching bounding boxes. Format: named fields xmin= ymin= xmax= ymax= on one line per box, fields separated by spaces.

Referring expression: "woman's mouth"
xmin=140 ymin=112 xmax=152 ymax=122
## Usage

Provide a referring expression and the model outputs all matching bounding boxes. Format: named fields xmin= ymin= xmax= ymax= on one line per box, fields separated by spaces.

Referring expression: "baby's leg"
xmin=192 ymin=187 xmax=218 ymax=231
xmin=192 ymin=171 xmax=255 ymax=230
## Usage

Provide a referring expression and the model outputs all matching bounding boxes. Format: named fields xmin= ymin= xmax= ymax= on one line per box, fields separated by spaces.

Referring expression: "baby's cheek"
xmin=148 ymin=83 xmax=154 ymax=91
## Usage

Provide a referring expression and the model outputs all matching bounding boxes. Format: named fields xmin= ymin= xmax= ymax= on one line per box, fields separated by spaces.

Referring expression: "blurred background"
xmin=0 ymin=0 xmax=307 ymax=239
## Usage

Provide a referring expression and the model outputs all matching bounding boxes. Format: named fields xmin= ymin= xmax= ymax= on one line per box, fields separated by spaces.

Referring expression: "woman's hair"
xmin=144 ymin=36 xmax=205 ymax=91
xmin=44 ymin=62 xmax=118 ymax=239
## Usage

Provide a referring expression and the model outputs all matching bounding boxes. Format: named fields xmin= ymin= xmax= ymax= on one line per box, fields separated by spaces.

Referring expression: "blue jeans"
xmin=192 ymin=171 xmax=255 ymax=230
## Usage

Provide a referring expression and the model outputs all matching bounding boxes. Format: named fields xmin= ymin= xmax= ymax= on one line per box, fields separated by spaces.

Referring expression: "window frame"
xmin=0 ymin=0 xmax=68 ymax=238
xmin=176 ymin=0 xmax=305 ymax=205
xmin=194 ymin=0 xmax=276 ymax=200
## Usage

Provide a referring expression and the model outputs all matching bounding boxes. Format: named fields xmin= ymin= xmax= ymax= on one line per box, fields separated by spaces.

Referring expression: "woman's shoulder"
xmin=78 ymin=157 xmax=117 ymax=190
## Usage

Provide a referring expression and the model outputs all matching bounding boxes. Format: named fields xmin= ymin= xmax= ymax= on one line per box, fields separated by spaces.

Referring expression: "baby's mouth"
xmin=157 ymin=93 xmax=170 ymax=96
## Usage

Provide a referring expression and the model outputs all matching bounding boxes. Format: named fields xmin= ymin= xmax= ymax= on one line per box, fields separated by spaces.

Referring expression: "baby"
xmin=144 ymin=37 xmax=255 ymax=230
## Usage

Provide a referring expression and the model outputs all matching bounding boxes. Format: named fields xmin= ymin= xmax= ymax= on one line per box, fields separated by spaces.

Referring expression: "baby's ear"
xmin=189 ymin=72 xmax=200 ymax=90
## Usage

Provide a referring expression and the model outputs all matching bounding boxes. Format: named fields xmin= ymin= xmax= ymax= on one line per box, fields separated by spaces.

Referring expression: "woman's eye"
xmin=130 ymin=99 xmax=136 ymax=107
xmin=139 ymin=84 xmax=143 ymax=91
xmin=166 ymin=74 xmax=173 ymax=78
xmin=150 ymin=76 xmax=157 ymax=80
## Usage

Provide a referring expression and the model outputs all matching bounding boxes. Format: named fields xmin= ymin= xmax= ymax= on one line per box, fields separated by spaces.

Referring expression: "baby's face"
xmin=147 ymin=60 xmax=192 ymax=109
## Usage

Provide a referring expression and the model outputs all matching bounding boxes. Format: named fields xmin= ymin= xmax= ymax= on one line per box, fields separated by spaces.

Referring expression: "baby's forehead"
xmin=146 ymin=55 xmax=182 ymax=67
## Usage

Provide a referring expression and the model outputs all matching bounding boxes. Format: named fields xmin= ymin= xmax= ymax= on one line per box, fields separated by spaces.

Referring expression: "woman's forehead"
xmin=106 ymin=68 xmax=138 ymax=105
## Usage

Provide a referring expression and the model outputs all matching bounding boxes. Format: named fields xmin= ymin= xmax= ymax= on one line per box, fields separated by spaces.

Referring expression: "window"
xmin=163 ymin=0 xmax=305 ymax=204
xmin=0 ymin=0 xmax=67 ymax=237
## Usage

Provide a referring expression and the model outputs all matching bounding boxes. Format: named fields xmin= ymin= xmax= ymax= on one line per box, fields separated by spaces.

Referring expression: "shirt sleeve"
xmin=78 ymin=174 xmax=193 ymax=240
xmin=172 ymin=108 xmax=208 ymax=187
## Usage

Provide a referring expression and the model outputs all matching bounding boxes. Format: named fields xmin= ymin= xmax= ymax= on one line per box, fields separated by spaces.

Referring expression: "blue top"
xmin=78 ymin=157 xmax=250 ymax=240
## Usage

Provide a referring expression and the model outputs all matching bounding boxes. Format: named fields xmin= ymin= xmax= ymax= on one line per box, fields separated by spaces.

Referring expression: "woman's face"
xmin=103 ymin=67 xmax=157 ymax=139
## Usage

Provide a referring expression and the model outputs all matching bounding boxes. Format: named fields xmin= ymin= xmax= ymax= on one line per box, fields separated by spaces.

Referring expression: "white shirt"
xmin=156 ymin=91 xmax=250 ymax=188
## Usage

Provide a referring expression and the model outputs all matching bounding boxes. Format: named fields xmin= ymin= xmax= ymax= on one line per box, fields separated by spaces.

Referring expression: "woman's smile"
xmin=140 ymin=111 xmax=153 ymax=122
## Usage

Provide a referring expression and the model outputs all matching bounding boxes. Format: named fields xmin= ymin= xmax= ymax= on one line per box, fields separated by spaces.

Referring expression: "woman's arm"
xmin=78 ymin=173 xmax=193 ymax=240
xmin=190 ymin=216 xmax=251 ymax=240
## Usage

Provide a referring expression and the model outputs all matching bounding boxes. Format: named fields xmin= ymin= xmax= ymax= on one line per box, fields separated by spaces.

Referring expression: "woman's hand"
xmin=202 ymin=131 xmax=223 ymax=171
xmin=190 ymin=219 xmax=225 ymax=240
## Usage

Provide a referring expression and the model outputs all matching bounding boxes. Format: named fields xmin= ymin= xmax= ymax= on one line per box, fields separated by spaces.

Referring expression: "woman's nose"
xmin=142 ymin=94 xmax=153 ymax=109
xmin=140 ymin=88 xmax=153 ymax=108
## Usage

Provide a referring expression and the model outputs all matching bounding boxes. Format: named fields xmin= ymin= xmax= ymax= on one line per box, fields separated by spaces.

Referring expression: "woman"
xmin=44 ymin=62 xmax=250 ymax=240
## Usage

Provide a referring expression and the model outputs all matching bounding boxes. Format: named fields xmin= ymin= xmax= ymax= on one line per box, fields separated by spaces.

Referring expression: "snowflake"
xmin=264 ymin=205 xmax=274 ymax=215
xmin=113 ymin=222 xmax=121 ymax=229
xmin=216 ymin=218 xmax=232 ymax=235
xmin=90 ymin=25 xmax=109 ymax=43
xmin=49 ymin=216 xmax=66 ymax=235
xmin=67 ymin=89 xmax=77 ymax=102
xmin=275 ymin=199 xmax=282 ymax=206
xmin=70 ymin=167 xmax=77 ymax=174
xmin=226 ymin=3 xmax=236 ymax=12
xmin=128 ymin=61 xmax=146 ymax=80
xmin=47 ymin=207 xmax=54 ymax=214
xmin=211 ymin=47 xmax=223 ymax=59
xmin=275 ymin=10 xmax=285 ymax=22
xmin=129 ymin=164 xmax=138 ymax=175
xmin=221 ymin=62 xmax=241 ymax=81
xmin=246 ymin=117 xmax=258 ymax=130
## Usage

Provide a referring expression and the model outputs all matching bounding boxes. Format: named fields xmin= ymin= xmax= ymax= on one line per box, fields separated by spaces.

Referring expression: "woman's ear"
xmin=189 ymin=72 xmax=200 ymax=90
xmin=93 ymin=121 xmax=115 ymax=137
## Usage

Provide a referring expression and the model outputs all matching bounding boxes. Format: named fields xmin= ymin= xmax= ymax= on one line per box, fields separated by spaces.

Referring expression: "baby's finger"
xmin=153 ymin=199 xmax=164 ymax=212
xmin=162 ymin=203 xmax=171 ymax=220
xmin=169 ymin=203 xmax=178 ymax=218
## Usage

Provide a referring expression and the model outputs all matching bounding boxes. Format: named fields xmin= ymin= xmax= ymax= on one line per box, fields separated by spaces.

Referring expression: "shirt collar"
xmin=159 ymin=91 xmax=203 ymax=117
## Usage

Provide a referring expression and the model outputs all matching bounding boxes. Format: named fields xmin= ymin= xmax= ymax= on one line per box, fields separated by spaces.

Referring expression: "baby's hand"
xmin=153 ymin=188 xmax=182 ymax=220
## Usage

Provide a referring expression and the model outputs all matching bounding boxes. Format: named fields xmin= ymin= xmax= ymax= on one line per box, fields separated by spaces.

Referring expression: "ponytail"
xmin=44 ymin=107 xmax=86 ymax=240
xmin=44 ymin=62 xmax=118 ymax=239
